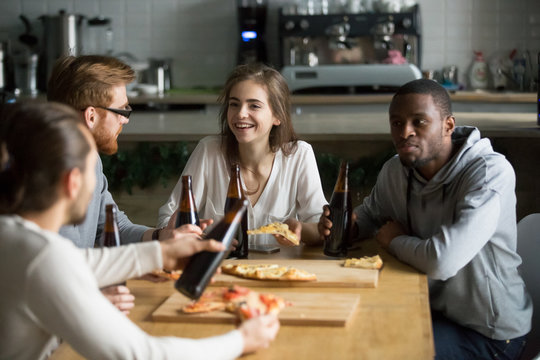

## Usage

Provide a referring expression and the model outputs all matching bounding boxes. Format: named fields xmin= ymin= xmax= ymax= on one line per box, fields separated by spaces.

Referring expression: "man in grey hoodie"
xmin=318 ymin=79 xmax=532 ymax=359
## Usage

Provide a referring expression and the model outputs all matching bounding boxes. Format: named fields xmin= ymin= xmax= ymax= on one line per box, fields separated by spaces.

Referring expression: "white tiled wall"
xmin=0 ymin=0 xmax=538 ymax=88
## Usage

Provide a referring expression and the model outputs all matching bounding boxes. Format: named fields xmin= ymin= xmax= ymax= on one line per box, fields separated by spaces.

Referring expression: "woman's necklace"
xmin=239 ymin=153 xmax=275 ymax=197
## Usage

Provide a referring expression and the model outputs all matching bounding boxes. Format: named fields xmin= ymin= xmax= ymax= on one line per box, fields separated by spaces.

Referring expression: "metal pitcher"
xmin=39 ymin=10 xmax=85 ymax=90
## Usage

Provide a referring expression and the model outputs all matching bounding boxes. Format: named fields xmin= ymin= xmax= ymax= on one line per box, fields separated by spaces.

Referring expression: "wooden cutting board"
xmin=212 ymin=259 xmax=378 ymax=288
xmin=152 ymin=290 xmax=361 ymax=327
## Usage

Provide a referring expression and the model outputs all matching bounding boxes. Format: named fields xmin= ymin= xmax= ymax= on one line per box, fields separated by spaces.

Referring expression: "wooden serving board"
xmin=152 ymin=290 xmax=361 ymax=327
xmin=212 ymin=259 xmax=378 ymax=288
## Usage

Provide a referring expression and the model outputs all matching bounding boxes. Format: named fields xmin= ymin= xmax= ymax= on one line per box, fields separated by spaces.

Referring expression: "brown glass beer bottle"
xmin=100 ymin=204 xmax=126 ymax=285
xmin=175 ymin=199 xmax=249 ymax=300
xmin=324 ymin=161 xmax=352 ymax=257
xmin=100 ymin=204 xmax=121 ymax=248
xmin=175 ymin=175 xmax=200 ymax=228
xmin=225 ymin=164 xmax=249 ymax=259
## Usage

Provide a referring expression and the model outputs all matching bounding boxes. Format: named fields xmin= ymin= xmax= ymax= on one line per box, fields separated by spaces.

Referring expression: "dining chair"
xmin=517 ymin=213 xmax=540 ymax=360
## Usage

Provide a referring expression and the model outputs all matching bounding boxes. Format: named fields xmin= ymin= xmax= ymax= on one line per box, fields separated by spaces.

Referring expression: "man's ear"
xmin=62 ymin=167 xmax=82 ymax=201
xmin=82 ymin=107 xmax=97 ymax=130
xmin=444 ymin=115 xmax=455 ymax=136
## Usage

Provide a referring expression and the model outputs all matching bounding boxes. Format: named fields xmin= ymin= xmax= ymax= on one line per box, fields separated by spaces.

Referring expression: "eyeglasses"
xmin=95 ymin=105 xmax=132 ymax=119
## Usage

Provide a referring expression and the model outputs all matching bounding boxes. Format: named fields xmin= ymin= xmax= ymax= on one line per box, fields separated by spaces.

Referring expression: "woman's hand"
xmin=273 ymin=218 xmax=301 ymax=247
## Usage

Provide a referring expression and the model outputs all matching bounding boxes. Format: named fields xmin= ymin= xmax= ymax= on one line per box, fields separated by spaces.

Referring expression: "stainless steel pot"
xmin=39 ymin=10 xmax=85 ymax=90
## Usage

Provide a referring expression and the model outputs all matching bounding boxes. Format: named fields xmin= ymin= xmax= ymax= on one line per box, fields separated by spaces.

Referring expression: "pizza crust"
xmin=247 ymin=222 xmax=299 ymax=245
xmin=343 ymin=255 xmax=383 ymax=270
xmin=152 ymin=269 xmax=182 ymax=280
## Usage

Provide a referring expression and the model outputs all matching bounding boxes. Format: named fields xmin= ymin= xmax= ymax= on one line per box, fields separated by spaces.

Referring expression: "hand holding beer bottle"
xmin=176 ymin=199 xmax=249 ymax=300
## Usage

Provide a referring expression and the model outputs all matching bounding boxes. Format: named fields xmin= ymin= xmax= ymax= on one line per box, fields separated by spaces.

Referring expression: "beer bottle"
xmin=175 ymin=175 xmax=200 ymax=228
xmin=175 ymin=199 xmax=249 ymax=300
xmin=225 ymin=164 xmax=249 ymax=259
xmin=100 ymin=203 xmax=126 ymax=285
xmin=101 ymin=204 xmax=121 ymax=247
xmin=324 ymin=161 xmax=352 ymax=257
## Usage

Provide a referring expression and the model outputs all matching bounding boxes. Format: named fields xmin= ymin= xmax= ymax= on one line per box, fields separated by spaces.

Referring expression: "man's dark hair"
xmin=0 ymin=101 xmax=92 ymax=214
xmin=393 ymin=79 xmax=453 ymax=118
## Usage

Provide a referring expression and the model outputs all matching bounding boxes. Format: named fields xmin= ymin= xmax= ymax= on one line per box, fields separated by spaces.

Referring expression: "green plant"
xmin=102 ymin=141 xmax=396 ymax=196
xmin=101 ymin=142 xmax=192 ymax=194
xmin=316 ymin=148 xmax=395 ymax=197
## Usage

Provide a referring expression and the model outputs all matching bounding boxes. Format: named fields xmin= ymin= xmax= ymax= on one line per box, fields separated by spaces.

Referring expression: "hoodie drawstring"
xmin=406 ymin=168 xmax=413 ymax=233
xmin=407 ymin=170 xmax=449 ymax=235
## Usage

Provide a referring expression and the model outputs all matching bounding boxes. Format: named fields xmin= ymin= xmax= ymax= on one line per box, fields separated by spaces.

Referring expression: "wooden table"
xmin=50 ymin=240 xmax=435 ymax=359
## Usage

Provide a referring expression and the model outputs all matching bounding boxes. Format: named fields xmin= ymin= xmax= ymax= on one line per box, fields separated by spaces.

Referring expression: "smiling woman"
xmin=157 ymin=63 xmax=327 ymax=248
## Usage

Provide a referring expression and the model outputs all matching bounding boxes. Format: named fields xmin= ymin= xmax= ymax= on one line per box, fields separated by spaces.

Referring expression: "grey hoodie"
xmin=355 ymin=126 xmax=532 ymax=340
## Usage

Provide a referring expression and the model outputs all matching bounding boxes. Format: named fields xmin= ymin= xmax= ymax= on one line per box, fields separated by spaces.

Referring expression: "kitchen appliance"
xmin=145 ymin=58 xmax=172 ymax=95
xmin=39 ymin=10 xmax=85 ymax=90
xmin=0 ymin=41 xmax=15 ymax=92
xmin=0 ymin=42 xmax=8 ymax=91
xmin=85 ymin=16 xmax=113 ymax=55
xmin=279 ymin=4 xmax=422 ymax=93
xmin=237 ymin=0 xmax=268 ymax=64
xmin=14 ymin=52 xmax=38 ymax=96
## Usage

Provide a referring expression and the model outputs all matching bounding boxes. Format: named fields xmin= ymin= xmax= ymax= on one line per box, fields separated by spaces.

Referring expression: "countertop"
xmin=122 ymin=111 xmax=540 ymax=142
xmin=129 ymin=90 xmax=537 ymax=105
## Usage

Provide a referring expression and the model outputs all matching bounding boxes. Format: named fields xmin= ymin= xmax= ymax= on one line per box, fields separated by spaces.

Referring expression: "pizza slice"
xmin=221 ymin=263 xmax=317 ymax=281
xmin=152 ymin=269 xmax=182 ymax=280
xmin=247 ymin=222 xmax=299 ymax=245
xmin=182 ymin=300 xmax=226 ymax=313
xmin=181 ymin=288 xmax=228 ymax=314
xmin=343 ymin=255 xmax=383 ymax=270
xmin=224 ymin=287 xmax=288 ymax=321
xmin=181 ymin=285 xmax=288 ymax=321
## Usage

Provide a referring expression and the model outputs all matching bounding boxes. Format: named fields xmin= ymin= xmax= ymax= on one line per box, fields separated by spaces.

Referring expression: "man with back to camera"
xmin=317 ymin=79 xmax=532 ymax=359
xmin=47 ymin=55 xmax=193 ymax=314
xmin=0 ymin=101 xmax=279 ymax=359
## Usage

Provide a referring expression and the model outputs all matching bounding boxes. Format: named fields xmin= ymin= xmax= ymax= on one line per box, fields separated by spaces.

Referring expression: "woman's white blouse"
xmin=157 ymin=136 xmax=328 ymax=246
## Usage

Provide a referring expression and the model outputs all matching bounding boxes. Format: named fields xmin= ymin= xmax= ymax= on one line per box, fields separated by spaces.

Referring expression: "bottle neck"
xmin=333 ymin=163 xmax=349 ymax=193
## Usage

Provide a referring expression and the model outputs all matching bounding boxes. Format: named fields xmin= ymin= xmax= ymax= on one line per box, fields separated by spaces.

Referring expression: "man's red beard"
xmin=93 ymin=123 xmax=122 ymax=155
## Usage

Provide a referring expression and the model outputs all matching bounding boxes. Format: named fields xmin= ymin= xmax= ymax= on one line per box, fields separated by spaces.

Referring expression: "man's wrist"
xmin=152 ymin=227 xmax=164 ymax=240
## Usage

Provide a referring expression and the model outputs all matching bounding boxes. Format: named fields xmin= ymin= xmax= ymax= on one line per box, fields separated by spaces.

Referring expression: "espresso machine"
xmin=237 ymin=0 xmax=268 ymax=65
xmin=279 ymin=5 xmax=422 ymax=93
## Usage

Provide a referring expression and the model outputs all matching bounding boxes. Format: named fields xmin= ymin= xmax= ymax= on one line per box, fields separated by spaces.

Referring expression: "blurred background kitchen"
xmin=0 ymin=0 xmax=538 ymax=94
xmin=0 ymin=0 xmax=538 ymax=229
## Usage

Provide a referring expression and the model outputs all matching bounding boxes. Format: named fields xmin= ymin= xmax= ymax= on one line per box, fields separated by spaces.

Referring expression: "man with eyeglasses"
xmin=47 ymin=55 xmax=191 ymax=314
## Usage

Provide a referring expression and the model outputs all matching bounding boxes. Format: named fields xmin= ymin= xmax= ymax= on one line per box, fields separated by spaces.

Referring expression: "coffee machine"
xmin=279 ymin=5 xmax=422 ymax=93
xmin=237 ymin=0 xmax=268 ymax=64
